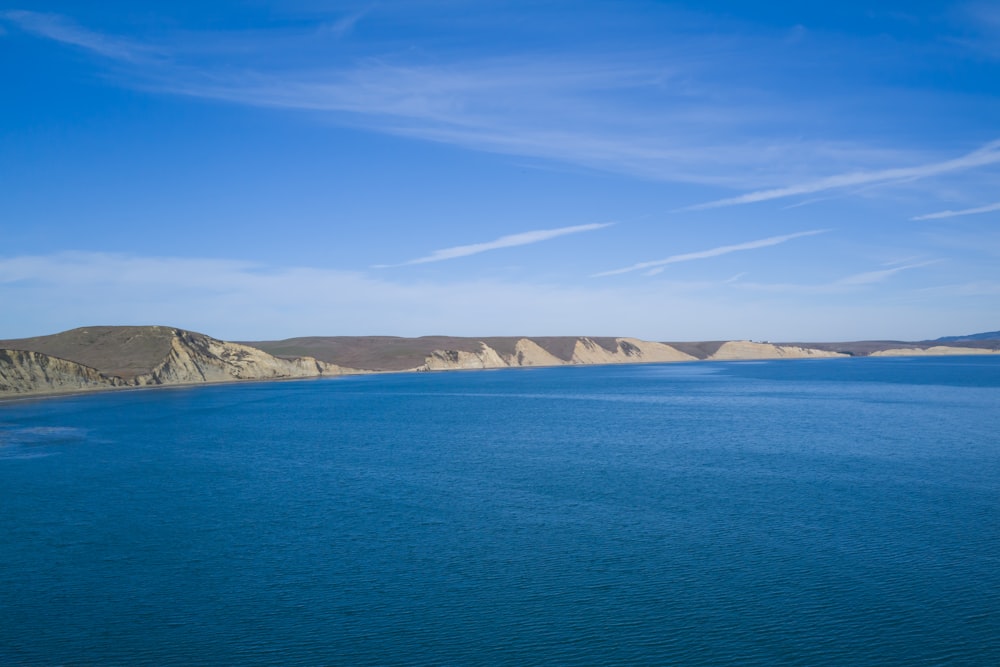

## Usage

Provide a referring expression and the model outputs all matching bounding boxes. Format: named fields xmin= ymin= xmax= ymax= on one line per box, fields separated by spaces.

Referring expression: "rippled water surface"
xmin=2 ymin=357 xmax=999 ymax=665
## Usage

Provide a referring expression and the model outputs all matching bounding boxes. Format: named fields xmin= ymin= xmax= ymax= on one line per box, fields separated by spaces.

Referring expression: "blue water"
xmin=1 ymin=357 xmax=998 ymax=665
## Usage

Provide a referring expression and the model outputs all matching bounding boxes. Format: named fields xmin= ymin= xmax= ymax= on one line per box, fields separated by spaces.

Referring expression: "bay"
xmin=1 ymin=357 xmax=998 ymax=665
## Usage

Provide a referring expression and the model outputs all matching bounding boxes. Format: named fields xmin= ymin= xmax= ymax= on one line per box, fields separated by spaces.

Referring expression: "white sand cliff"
xmin=418 ymin=337 xmax=696 ymax=371
xmin=707 ymin=341 xmax=848 ymax=361
xmin=570 ymin=337 xmax=696 ymax=364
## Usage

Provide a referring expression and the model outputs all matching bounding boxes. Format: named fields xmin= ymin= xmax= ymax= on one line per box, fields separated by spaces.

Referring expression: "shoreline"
xmin=4 ymin=350 xmax=999 ymax=405
xmin=0 ymin=373 xmax=349 ymax=405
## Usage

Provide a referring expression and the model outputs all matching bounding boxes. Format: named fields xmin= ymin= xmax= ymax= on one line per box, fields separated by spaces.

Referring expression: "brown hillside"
xmin=0 ymin=326 xmax=178 ymax=378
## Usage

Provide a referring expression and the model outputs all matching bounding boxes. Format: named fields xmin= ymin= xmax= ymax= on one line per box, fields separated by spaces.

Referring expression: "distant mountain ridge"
xmin=2 ymin=326 xmax=999 ymax=398
xmin=934 ymin=331 xmax=1000 ymax=342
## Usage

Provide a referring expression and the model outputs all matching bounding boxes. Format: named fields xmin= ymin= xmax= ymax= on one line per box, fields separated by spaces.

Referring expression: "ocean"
xmin=1 ymin=356 xmax=998 ymax=665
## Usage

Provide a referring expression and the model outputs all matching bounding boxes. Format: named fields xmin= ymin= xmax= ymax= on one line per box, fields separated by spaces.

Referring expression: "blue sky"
xmin=2 ymin=1 xmax=999 ymax=341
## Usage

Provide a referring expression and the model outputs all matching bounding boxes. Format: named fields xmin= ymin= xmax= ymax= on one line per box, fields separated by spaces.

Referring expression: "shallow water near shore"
xmin=2 ymin=356 xmax=999 ymax=665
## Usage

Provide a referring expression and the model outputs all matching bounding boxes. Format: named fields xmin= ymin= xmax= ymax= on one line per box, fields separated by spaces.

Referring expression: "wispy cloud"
xmin=835 ymin=259 xmax=942 ymax=286
xmin=0 ymin=251 xmax=791 ymax=340
xmin=0 ymin=251 xmax=977 ymax=342
xmin=917 ymin=280 xmax=1000 ymax=296
xmin=911 ymin=200 xmax=1000 ymax=221
xmin=2 ymin=9 xmax=945 ymax=193
xmin=593 ymin=229 xmax=828 ymax=278
xmin=735 ymin=259 xmax=941 ymax=293
xmin=0 ymin=10 xmax=156 ymax=61
xmin=375 ymin=222 xmax=613 ymax=267
xmin=683 ymin=140 xmax=1000 ymax=210
xmin=147 ymin=59 xmax=792 ymax=188
xmin=321 ymin=10 xmax=368 ymax=39
xmin=7 ymin=8 xmax=1000 ymax=213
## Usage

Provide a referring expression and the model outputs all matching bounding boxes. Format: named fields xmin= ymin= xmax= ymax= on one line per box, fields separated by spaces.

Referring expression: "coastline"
xmin=4 ymin=348 xmax=998 ymax=404
xmin=0 ymin=373 xmax=350 ymax=405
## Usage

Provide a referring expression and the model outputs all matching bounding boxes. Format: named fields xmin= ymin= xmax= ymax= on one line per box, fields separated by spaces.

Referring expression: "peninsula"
xmin=1 ymin=326 xmax=998 ymax=398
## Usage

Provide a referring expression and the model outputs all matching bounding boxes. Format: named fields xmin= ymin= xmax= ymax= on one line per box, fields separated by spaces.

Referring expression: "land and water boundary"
xmin=1 ymin=325 xmax=998 ymax=399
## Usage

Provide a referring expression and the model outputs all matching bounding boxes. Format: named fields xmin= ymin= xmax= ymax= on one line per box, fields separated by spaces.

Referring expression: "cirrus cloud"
xmin=593 ymin=229 xmax=829 ymax=278
xmin=374 ymin=222 xmax=614 ymax=267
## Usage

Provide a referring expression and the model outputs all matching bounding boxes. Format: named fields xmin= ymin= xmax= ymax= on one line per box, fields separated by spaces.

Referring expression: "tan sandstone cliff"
xmin=0 ymin=328 xmax=350 ymax=397
xmin=418 ymin=337 xmax=697 ymax=371
xmin=707 ymin=341 xmax=848 ymax=361
xmin=132 ymin=330 xmax=343 ymax=386
xmin=570 ymin=337 xmax=696 ymax=364
xmin=0 ymin=349 xmax=127 ymax=395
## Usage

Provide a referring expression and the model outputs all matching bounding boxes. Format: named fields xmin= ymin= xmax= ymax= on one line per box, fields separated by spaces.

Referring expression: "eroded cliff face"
xmin=509 ymin=339 xmax=566 ymax=366
xmin=570 ymin=337 xmax=696 ymax=364
xmin=0 ymin=349 xmax=125 ymax=395
xmin=422 ymin=343 xmax=509 ymax=370
xmin=417 ymin=337 xmax=697 ymax=371
xmin=1 ymin=329 xmax=348 ymax=397
xmin=707 ymin=341 xmax=848 ymax=361
xmin=133 ymin=330 xmax=343 ymax=386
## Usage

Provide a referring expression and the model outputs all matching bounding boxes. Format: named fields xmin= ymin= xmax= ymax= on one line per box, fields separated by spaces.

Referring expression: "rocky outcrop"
xmin=132 ymin=330 xmax=343 ymax=386
xmin=0 ymin=349 xmax=126 ymax=395
xmin=707 ymin=341 xmax=848 ymax=361
xmin=1 ymin=328 xmax=351 ymax=397
xmin=421 ymin=342 xmax=510 ymax=371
